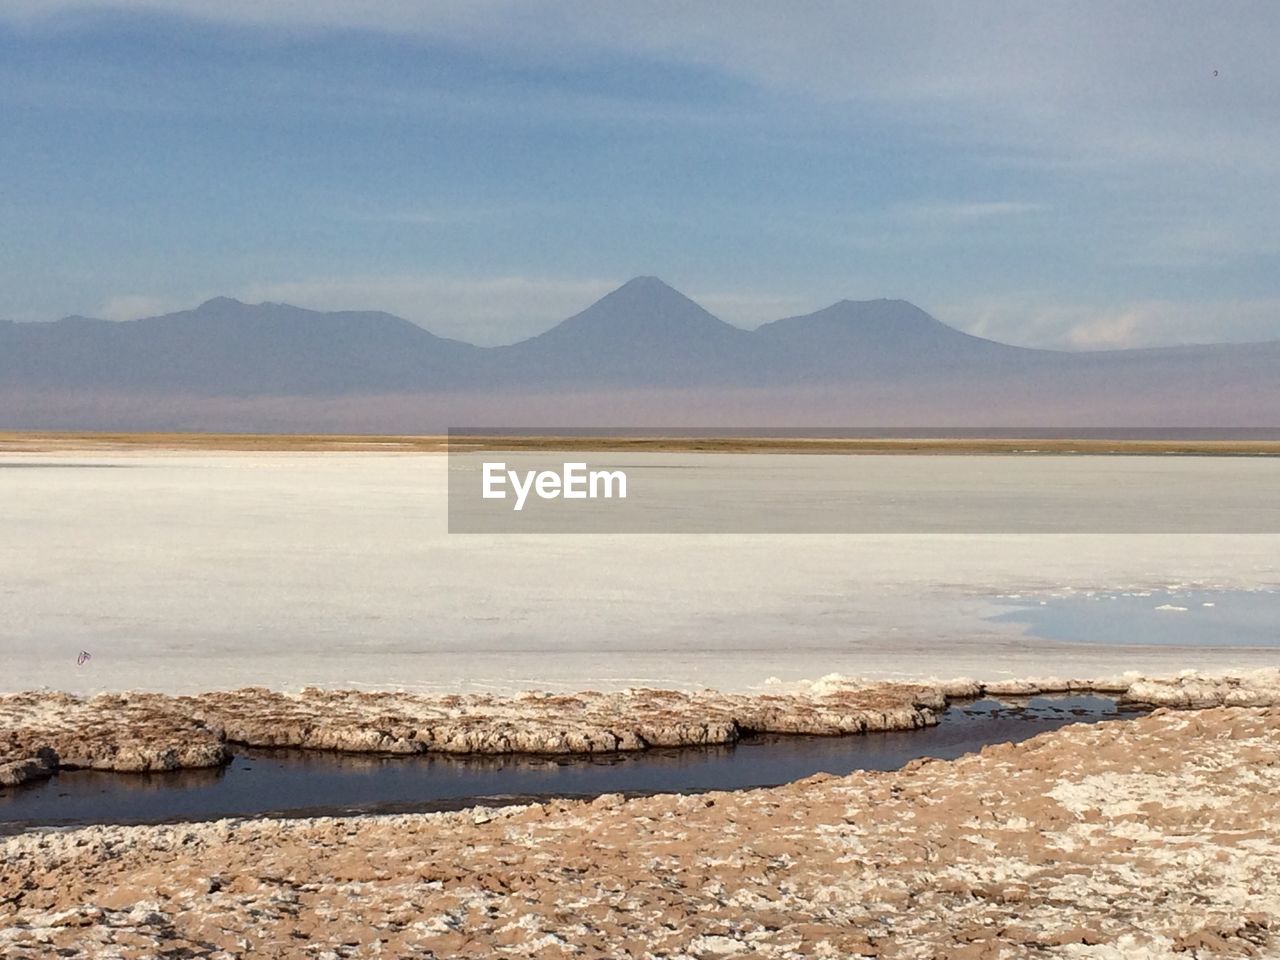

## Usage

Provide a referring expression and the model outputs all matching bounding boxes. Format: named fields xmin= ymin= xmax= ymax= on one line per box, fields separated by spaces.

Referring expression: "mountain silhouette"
xmin=492 ymin=276 xmax=773 ymax=386
xmin=0 ymin=297 xmax=481 ymax=394
xmin=755 ymin=298 xmax=1042 ymax=377
xmin=1 ymin=278 xmax=1277 ymax=429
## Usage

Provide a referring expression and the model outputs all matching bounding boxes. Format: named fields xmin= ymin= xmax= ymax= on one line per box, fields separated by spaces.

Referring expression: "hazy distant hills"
xmin=0 ymin=296 xmax=483 ymax=394
xmin=756 ymin=296 xmax=1045 ymax=378
xmin=2 ymin=276 xmax=1278 ymax=430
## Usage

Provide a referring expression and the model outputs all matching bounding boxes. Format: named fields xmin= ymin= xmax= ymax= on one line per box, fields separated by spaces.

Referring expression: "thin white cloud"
xmin=6 ymin=3 xmax=1278 ymax=347
xmin=96 ymin=293 xmax=189 ymax=321
xmin=940 ymin=296 xmax=1280 ymax=350
xmin=8 ymin=2 xmax=1279 ymax=175
xmin=1059 ymin=312 xmax=1151 ymax=350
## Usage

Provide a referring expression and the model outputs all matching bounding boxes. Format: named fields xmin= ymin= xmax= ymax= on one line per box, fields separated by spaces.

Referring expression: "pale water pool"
xmin=990 ymin=589 xmax=1280 ymax=648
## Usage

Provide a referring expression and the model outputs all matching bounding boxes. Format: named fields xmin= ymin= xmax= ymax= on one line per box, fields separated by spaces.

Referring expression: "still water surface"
xmin=0 ymin=696 xmax=1134 ymax=831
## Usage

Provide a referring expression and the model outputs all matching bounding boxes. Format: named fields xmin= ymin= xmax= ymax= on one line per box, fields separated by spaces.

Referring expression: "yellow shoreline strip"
xmin=3 ymin=430 xmax=1280 ymax=455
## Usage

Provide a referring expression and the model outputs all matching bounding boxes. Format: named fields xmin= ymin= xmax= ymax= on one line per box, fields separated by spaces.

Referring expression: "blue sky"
xmin=2 ymin=2 xmax=1278 ymax=347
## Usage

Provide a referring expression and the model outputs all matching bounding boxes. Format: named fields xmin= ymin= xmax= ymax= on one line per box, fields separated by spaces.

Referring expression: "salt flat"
xmin=2 ymin=452 xmax=1278 ymax=695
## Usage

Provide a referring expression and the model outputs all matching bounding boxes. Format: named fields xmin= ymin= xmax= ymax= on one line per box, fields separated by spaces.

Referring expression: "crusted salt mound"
xmin=0 ymin=682 xmax=944 ymax=782
xmin=0 ymin=748 xmax=58 ymax=788
xmin=194 ymin=682 xmax=950 ymax=754
xmin=3 ymin=670 xmax=1278 ymax=785
xmin=1121 ymin=669 xmax=1280 ymax=708
xmin=2 ymin=706 xmax=1278 ymax=958
xmin=0 ymin=692 xmax=231 ymax=787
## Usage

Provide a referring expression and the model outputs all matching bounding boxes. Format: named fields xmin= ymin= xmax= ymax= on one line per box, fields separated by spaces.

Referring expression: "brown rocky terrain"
xmin=0 ymin=681 xmax=945 ymax=789
xmin=2 ymin=704 xmax=1278 ymax=958
xmin=3 ymin=671 xmax=1278 ymax=791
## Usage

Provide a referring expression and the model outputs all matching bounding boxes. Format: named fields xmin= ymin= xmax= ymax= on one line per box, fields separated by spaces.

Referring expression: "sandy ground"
xmin=5 ymin=431 xmax=1280 ymax=455
xmin=2 ymin=703 xmax=1278 ymax=958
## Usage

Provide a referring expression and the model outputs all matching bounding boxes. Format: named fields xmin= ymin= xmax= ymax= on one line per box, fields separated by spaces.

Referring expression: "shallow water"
xmin=991 ymin=589 xmax=1280 ymax=647
xmin=0 ymin=696 xmax=1136 ymax=831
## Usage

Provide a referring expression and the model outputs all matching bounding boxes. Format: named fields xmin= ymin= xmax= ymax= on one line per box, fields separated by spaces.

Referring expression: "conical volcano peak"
xmin=506 ymin=276 xmax=756 ymax=379
xmin=534 ymin=276 xmax=733 ymax=342
xmin=599 ymin=276 xmax=699 ymax=309
xmin=620 ymin=275 xmax=669 ymax=290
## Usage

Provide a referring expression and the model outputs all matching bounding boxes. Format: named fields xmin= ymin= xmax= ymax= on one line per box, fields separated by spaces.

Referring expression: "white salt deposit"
xmin=2 ymin=452 xmax=1278 ymax=695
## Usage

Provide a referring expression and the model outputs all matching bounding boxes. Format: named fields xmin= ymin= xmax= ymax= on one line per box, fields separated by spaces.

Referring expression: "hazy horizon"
xmin=11 ymin=278 xmax=1280 ymax=355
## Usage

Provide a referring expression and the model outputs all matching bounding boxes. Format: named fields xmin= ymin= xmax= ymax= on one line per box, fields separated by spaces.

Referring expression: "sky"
xmin=1 ymin=2 xmax=1278 ymax=348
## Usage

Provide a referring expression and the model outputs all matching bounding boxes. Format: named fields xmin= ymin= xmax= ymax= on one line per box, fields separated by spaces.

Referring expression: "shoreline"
xmin=6 ymin=430 xmax=1280 ymax=456
xmin=4 ymin=704 xmax=1277 ymax=958
xmin=4 ymin=671 xmax=1277 ymax=791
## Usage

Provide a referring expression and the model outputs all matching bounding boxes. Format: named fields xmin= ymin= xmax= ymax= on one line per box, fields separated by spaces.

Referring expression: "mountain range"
xmin=1 ymin=277 xmax=1277 ymax=430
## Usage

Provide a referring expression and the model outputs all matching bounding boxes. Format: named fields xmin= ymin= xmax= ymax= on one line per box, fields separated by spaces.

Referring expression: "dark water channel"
xmin=0 ymin=695 xmax=1138 ymax=833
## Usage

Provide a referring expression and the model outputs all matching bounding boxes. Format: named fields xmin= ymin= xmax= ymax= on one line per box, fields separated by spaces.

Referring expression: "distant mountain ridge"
xmin=0 ymin=296 xmax=482 ymax=393
xmin=2 ymin=277 xmax=1278 ymax=429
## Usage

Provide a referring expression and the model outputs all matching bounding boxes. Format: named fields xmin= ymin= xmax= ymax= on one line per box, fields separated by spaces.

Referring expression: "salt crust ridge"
xmin=3 ymin=670 xmax=1278 ymax=788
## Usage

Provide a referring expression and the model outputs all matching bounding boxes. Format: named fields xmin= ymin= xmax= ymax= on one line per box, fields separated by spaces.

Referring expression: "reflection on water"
xmin=1 ymin=696 xmax=1137 ymax=831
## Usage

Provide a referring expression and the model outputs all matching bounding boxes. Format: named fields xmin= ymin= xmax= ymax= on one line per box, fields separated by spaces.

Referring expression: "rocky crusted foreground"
xmin=2 ymin=680 xmax=944 ymax=788
xmin=2 ymin=705 xmax=1278 ymax=958
xmin=3 ymin=671 xmax=1279 ymax=790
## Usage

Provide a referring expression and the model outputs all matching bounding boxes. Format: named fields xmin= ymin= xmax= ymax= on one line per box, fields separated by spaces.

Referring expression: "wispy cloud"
xmin=96 ymin=293 xmax=189 ymax=321
xmin=3 ymin=3 xmax=1278 ymax=346
xmin=10 ymin=2 xmax=1278 ymax=173
xmin=1059 ymin=311 xmax=1152 ymax=350
xmin=940 ymin=296 xmax=1280 ymax=350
